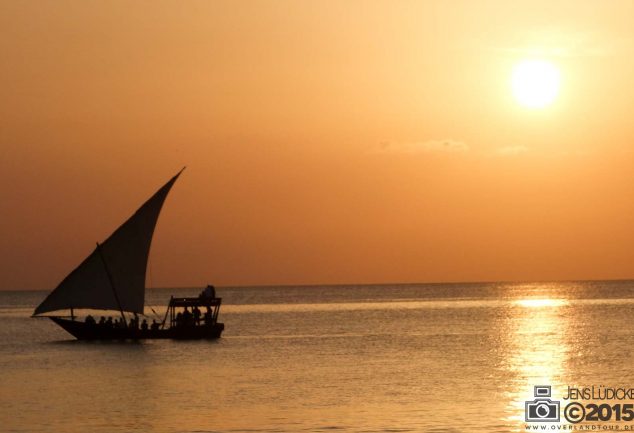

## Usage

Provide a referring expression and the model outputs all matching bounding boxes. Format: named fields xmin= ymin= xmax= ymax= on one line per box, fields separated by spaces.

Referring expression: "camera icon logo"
xmin=525 ymin=385 xmax=560 ymax=422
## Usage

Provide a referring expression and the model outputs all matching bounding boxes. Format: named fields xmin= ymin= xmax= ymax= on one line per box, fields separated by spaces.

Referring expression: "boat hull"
xmin=50 ymin=317 xmax=224 ymax=341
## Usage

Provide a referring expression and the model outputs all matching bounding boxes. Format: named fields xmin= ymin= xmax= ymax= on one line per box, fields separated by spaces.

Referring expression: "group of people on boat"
xmin=171 ymin=285 xmax=219 ymax=328
xmin=80 ymin=285 xmax=218 ymax=332
xmin=174 ymin=305 xmax=216 ymax=327
xmin=84 ymin=314 xmax=161 ymax=332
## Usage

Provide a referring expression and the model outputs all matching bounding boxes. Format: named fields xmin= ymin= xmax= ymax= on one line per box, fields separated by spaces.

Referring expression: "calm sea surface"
xmin=2 ymin=281 xmax=634 ymax=432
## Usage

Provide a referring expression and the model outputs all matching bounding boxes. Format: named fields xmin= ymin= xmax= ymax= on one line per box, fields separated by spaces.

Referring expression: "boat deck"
xmin=51 ymin=317 xmax=224 ymax=340
xmin=48 ymin=295 xmax=225 ymax=341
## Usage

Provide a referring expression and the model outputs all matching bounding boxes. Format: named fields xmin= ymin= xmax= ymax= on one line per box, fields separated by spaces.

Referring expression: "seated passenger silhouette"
xmin=151 ymin=319 xmax=160 ymax=331
xmin=141 ymin=319 xmax=148 ymax=331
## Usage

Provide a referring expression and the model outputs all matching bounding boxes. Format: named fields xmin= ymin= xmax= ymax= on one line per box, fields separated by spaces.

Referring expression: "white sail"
xmin=33 ymin=169 xmax=183 ymax=316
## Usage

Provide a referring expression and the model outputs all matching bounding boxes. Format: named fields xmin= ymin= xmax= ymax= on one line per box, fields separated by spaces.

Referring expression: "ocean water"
xmin=2 ymin=281 xmax=634 ymax=433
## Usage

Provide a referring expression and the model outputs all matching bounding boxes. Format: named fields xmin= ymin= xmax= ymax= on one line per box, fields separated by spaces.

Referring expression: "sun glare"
xmin=511 ymin=59 xmax=560 ymax=109
xmin=515 ymin=298 xmax=568 ymax=308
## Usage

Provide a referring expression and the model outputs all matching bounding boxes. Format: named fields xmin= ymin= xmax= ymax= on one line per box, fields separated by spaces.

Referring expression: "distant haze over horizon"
xmin=3 ymin=2 xmax=634 ymax=290
xmin=6 ymin=278 xmax=634 ymax=293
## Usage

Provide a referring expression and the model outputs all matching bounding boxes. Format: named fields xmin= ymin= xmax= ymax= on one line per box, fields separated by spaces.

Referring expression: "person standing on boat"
xmin=204 ymin=307 xmax=212 ymax=326
xmin=193 ymin=306 xmax=201 ymax=325
xmin=183 ymin=307 xmax=193 ymax=326
xmin=201 ymin=285 xmax=215 ymax=298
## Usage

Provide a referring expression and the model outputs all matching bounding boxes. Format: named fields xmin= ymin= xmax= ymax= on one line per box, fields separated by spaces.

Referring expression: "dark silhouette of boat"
xmin=32 ymin=169 xmax=224 ymax=340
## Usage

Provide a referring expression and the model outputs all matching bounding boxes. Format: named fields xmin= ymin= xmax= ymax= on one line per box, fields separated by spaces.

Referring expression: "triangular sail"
xmin=33 ymin=169 xmax=183 ymax=316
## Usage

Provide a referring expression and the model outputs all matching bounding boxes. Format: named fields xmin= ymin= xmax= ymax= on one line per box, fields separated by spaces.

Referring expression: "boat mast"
xmin=96 ymin=242 xmax=128 ymax=327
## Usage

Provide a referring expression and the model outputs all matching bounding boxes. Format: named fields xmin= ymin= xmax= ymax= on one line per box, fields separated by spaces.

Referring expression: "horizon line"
xmin=4 ymin=276 xmax=634 ymax=292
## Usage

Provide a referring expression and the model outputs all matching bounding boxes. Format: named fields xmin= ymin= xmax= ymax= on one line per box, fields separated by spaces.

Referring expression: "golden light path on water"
xmin=505 ymin=297 xmax=571 ymax=430
xmin=7 ymin=283 xmax=634 ymax=432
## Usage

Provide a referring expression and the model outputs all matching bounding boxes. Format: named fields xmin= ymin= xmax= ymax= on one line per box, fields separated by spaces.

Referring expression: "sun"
xmin=511 ymin=59 xmax=560 ymax=109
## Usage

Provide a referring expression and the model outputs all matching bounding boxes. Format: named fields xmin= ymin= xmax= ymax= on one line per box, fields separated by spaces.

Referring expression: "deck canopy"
xmin=33 ymin=169 xmax=183 ymax=316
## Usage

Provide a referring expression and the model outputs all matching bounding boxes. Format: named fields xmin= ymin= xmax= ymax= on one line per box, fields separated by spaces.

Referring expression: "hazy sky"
xmin=3 ymin=1 xmax=634 ymax=290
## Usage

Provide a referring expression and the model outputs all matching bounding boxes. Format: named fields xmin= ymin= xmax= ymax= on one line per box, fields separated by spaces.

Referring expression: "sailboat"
xmin=32 ymin=169 xmax=224 ymax=340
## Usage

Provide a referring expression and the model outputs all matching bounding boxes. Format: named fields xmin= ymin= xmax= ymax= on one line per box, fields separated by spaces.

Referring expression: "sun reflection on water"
xmin=505 ymin=296 xmax=571 ymax=430
xmin=515 ymin=298 xmax=569 ymax=308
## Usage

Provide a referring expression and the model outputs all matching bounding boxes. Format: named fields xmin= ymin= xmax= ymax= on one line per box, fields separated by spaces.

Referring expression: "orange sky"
xmin=2 ymin=1 xmax=634 ymax=290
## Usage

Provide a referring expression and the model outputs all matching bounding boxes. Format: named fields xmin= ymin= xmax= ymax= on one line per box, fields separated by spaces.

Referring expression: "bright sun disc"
xmin=511 ymin=59 xmax=560 ymax=108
